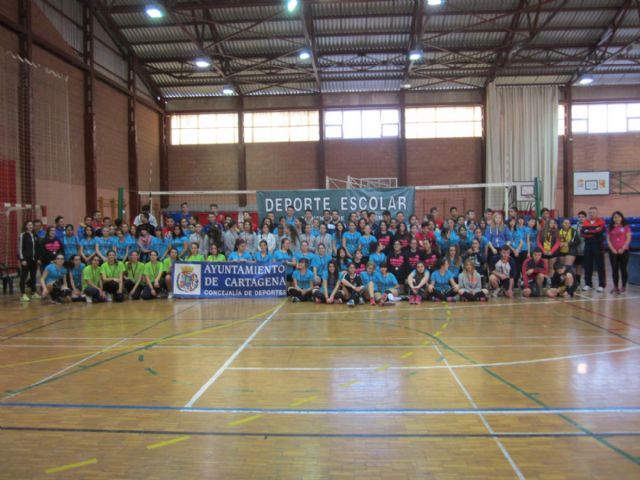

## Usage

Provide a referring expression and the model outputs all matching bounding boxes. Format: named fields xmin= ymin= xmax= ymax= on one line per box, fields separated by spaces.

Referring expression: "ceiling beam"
xmin=299 ymin=0 xmax=321 ymax=91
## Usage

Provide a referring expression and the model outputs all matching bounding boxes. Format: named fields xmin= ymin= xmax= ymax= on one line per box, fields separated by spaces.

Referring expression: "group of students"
xmin=16 ymin=201 xmax=632 ymax=306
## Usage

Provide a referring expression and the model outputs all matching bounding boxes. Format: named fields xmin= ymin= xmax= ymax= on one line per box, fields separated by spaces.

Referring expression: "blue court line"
xmin=2 ymin=402 xmax=640 ymax=415
xmin=2 ymin=426 xmax=640 ymax=438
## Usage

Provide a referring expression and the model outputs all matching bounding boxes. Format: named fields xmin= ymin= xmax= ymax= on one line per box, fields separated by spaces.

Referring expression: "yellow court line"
xmin=339 ymin=380 xmax=360 ymax=388
xmin=45 ymin=458 xmax=97 ymax=474
xmin=433 ymin=331 xmax=442 ymax=337
xmin=400 ymin=351 xmax=414 ymax=359
xmin=376 ymin=363 xmax=391 ymax=372
xmin=289 ymin=395 xmax=318 ymax=407
xmin=0 ymin=302 xmax=284 ymax=369
xmin=146 ymin=435 xmax=191 ymax=450
xmin=228 ymin=414 xmax=264 ymax=426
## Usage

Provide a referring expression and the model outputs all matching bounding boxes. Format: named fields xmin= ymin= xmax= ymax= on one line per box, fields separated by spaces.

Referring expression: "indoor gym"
xmin=1 ymin=0 xmax=640 ymax=479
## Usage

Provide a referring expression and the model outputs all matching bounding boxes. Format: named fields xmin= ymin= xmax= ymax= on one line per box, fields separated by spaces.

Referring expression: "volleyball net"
xmin=137 ymin=180 xmax=539 ymax=226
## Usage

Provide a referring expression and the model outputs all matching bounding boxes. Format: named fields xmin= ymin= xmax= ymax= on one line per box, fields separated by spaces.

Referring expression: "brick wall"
xmin=136 ymin=104 xmax=160 ymax=193
xmin=247 ymin=142 xmax=319 ymax=190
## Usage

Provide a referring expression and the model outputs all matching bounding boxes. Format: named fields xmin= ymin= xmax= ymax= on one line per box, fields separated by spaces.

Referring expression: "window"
xmin=571 ymin=102 xmax=640 ymax=134
xmin=405 ymin=106 xmax=482 ymax=138
xmin=171 ymin=113 xmax=238 ymax=145
xmin=244 ymin=110 xmax=319 ymax=143
xmin=324 ymin=109 xmax=400 ymax=139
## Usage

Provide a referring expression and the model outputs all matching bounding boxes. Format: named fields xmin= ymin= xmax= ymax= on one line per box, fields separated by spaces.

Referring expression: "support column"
xmin=397 ymin=91 xmax=407 ymax=186
xmin=127 ymin=57 xmax=139 ymax=219
xmin=480 ymin=88 xmax=488 ymax=212
xmin=316 ymin=94 xmax=326 ymax=188
xmin=159 ymin=112 xmax=169 ymax=210
xmin=237 ymin=97 xmax=247 ymax=208
xmin=562 ymin=87 xmax=574 ymax=217
xmin=18 ymin=0 xmax=34 ymax=207
xmin=83 ymin=1 xmax=97 ymax=214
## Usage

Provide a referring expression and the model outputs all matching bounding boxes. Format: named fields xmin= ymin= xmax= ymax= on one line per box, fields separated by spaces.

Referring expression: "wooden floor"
xmin=1 ymin=288 xmax=639 ymax=479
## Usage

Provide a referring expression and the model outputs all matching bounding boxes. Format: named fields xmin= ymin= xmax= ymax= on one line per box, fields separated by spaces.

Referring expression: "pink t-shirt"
xmin=609 ymin=225 xmax=630 ymax=251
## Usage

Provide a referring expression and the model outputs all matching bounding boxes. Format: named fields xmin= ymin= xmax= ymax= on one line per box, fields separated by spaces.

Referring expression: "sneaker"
xmin=347 ymin=299 xmax=355 ymax=307
xmin=370 ymin=298 xmax=376 ymax=306
xmin=408 ymin=295 xmax=415 ymax=305
xmin=86 ymin=297 xmax=93 ymax=304
xmin=610 ymin=287 xmax=619 ymax=294
xmin=31 ymin=293 xmax=41 ymax=300
xmin=479 ymin=297 xmax=487 ymax=302
xmin=446 ymin=297 xmax=456 ymax=303
xmin=314 ymin=297 xmax=321 ymax=304
xmin=20 ymin=294 xmax=30 ymax=302
xmin=381 ymin=293 xmax=388 ymax=304
xmin=416 ymin=296 xmax=422 ymax=305
xmin=168 ymin=293 xmax=174 ymax=299
xmin=582 ymin=285 xmax=592 ymax=292
xmin=620 ymin=288 xmax=626 ymax=294
xmin=291 ymin=297 xmax=301 ymax=303
xmin=359 ymin=297 xmax=365 ymax=305
xmin=106 ymin=294 xmax=113 ymax=302
xmin=596 ymin=286 xmax=604 ymax=293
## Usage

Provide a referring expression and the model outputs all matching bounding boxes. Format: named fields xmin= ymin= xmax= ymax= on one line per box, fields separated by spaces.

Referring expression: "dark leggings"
xmin=83 ymin=286 xmax=105 ymax=302
xmin=409 ymin=287 xmax=427 ymax=299
xmin=313 ymin=289 xmax=344 ymax=303
xmin=461 ymin=291 xmax=487 ymax=301
xmin=103 ymin=280 xmax=125 ymax=302
xmin=584 ymin=241 xmax=605 ymax=288
xmin=431 ymin=288 xmax=456 ymax=301
xmin=124 ymin=279 xmax=143 ymax=300
xmin=19 ymin=260 xmax=38 ymax=294
xmin=609 ymin=251 xmax=629 ymax=288
xmin=141 ymin=283 xmax=165 ymax=300
xmin=287 ymin=287 xmax=313 ymax=301
xmin=343 ymin=286 xmax=361 ymax=303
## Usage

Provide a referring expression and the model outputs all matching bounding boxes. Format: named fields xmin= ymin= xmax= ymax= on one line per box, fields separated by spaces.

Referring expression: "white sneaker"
xmin=596 ymin=286 xmax=604 ymax=293
xmin=168 ymin=293 xmax=174 ymax=299
xmin=582 ymin=285 xmax=592 ymax=292
xmin=20 ymin=294 xmax=31 ymax=302
xmin=85 ymin=297 xmax=93 ymax=304
xmin=106 ymin=293 xmax=113 ymax=302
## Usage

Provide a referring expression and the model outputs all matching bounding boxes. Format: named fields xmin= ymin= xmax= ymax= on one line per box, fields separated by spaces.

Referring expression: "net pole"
xmin=503 ymin=186 xmax=509 ymax=216
xmin=534 ymin=177 xmax=541 ymax=218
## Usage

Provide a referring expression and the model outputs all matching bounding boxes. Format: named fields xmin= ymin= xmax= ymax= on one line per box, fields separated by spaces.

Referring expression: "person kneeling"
xmin=141 ymin=250 xmax=165 ymax=300
xmin=458 ymin=259 xmax=488 ymax=302
xmin=372 ymin=262 xmax=400 ymax=307
xmin=100 ymin=251 xmax=125 ymax=302
xmin=341 ymin=262 xmax=364 ymax=307
xmin=547 ymin=262 xmax=577 ymax=298
xmin=488 ymin=246 xmax=516 ymax=298
xmin=82 ymin=255 xmax=107 ymax=303
xmin=522 ymin=248 xmax=549 ymax=298
xmin=40 ymin=254 xmax=71 ymax=304
xmin=288 ymin=258 xmax=314 ymax=303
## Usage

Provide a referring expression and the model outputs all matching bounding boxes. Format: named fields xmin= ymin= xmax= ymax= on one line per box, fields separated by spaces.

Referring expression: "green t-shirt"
xmin=125 ymin=261 xmax=146 ymax=285
xmin=144 ymin=261 xmax=165 ymax=281
xmin=207 ymin=253 xmax=226 ymax=262
xmin=82 ymin=265 xmax=102 ymax=289
xmin=163 ymin=257 xmax=176 ymax=272
xmin=185 ymin=254 xmax=205 ymax=262
xmin=100 ymin=261 xmax=124 ymax=280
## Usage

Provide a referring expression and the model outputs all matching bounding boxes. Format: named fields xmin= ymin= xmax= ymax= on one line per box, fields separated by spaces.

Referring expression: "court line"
xmin=433 ymin=343 xmax=524 ymax=480
xmin=568 ymin=300 xmax=640 ymax=329
xmin=5 ymin=425 xmax=640 ymax=438
xmin=0 ymin=307 xmax=73 ymax=333
xmin=3 ymin=402 xmax=640 ymax=415
xmin=146 ymin=435 xmax=191 ymax=449
xmin=183 ymin=301 xmax=286 ymax=408
xmin=3 ymin=337 xmax=131 ymax=401
xmin=226 ymin=344 xmax=640 ymax=371
xmin=568 ymin=315 xmax=640 ymax=346
xmin=44 ymin=457 xmax=97 ymax=474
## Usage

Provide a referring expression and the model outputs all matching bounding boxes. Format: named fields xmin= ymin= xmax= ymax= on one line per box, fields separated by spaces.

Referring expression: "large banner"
xmin=257 ymin=187 xmax=415 ymax=220
xmin=172 ymin=262 xmax=287 ymax=298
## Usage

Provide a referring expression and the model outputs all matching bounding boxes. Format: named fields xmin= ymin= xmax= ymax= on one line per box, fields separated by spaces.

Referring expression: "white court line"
xmin=182 ymin=407 xmax=640 ymax=415
xmin=276 ymin=294 xmax=640 ymax=317
xmin=3 ymin=337 xmax=131 ymax=400
xmin=183 ymin=301 xmax=285 ymax=409
xmin=228 ymin=345 xmax=640 ymax=371
xmin=433 ymin=343 xmax=525 ymax=479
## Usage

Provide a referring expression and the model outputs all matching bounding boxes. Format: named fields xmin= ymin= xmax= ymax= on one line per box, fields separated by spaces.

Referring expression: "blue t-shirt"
xmin=254 ymin=251 xmax=273 ymax=264
xmin=369 ymin=252 xmax=386 ymax=270
xmin=486 ymin=226 xmax=512 ymax=249
xmin=511 ymin=227 xmax=525 ymax=250
xmin=44 ymin=264 xmax=67 ymax=285
xmin=170 ymin=235 xmax=189 ymax=252
xmin=80 ymin=237 xmax=98 ymax=257
xmin=343 ymin=231 xmax=362 ymax=256
xmin=522 ymin=227 xmax=537 ymax=252
xmin=98 ymin=237 xmax=114 ymax=257
xmin=114 ymin=238 xmax=130 ymax=260
xmin=321 ymin=270 xmax=342 ymax=291
xmin=373 ymin=271 xmax=398 ymax=293
xmin=360 ymin=270 xmax=375 ymax=287
xmin=69 ymin=263 xmax=85 ymax=289
xmin=292 ymin=269 xmax=315 ymax=289
xmin=274 ymin=249 xmax=294 ymax=275
xmin=431 ymin=269 xmax=454 ymax=292
xmin=62 ymin=235 xmax=80 ymax=261
xmin=358 ymin=235 xmax=377 ymax=255
xmin=295 ymin=251 xmax=315 ymax=264
xmin=228 ymin=251 xmax=253 ymax=262
xmin=311 ymin=253 xmax=332 ymax=275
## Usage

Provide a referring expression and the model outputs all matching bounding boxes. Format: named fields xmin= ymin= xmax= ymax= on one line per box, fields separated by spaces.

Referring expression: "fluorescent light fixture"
xmin=427 ymin=0 xmax=443 ymax=5
xmin=222 ymin=85 xmax=235 ymax=95
xmin=402 ymin=83 xmax=412 ymax=89
xmin=578 ymin=76 xmax=594 ymax=85
xmin=408 ymin=49 xmax=423 ymax=61
xmin=195 ymin=58 xmax=211 ymax=68
xmin=299 ymin=50 xmax=311 ymax=60
xmin=287 ymin=0 xmax=298 ymax=12
xmin=145 ymin=5 xmax=164 ymax=18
